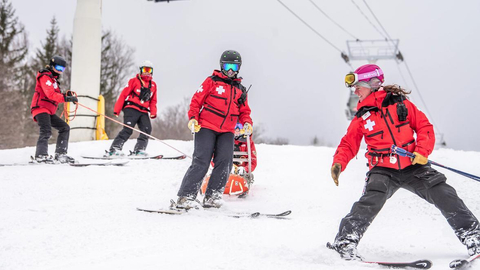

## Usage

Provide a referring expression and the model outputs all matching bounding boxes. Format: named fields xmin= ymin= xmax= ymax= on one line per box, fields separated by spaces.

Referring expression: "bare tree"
xmin=99 ymin=30 xmax=135 ymax=136
xmin=152 ymin=98 xmax=192 ymax=140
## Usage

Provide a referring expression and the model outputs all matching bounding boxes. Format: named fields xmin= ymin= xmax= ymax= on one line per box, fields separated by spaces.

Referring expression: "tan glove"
xmin=187 ymin=119 xmax=201 ymax=133
xmin=243 ymin=123 xmax=253 ymax=135
xmin=411 ymin=152 xmax=428 ymax=165
xmin=331 ymin=163 xmax=342 ymax=186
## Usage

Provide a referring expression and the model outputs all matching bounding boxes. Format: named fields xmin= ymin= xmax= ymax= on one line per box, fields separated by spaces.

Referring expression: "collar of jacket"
xmin=356 ymin=89 xmax=386 ymax=111
xmin=212 ymin=69 xmax=242 ymax=83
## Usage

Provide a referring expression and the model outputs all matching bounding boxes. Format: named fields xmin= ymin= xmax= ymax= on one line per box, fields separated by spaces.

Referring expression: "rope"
xmin=76 ymin=102 xmax=192 ymax=159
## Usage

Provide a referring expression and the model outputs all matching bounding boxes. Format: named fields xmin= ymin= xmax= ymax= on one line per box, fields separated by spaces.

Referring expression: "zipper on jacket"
xmin=386 ymin=109 xmax=394 ymax=124
xmin=380 ymin=108 xmax=401 ymax=169
xmin=395 ymin=122 xmax=410 ymax=132
xmin=367 ymin=130 xmax=384 ymax=139
xmin=211 ymin=95 xmax=228 ymax=105
xmin=220 ymin=83 xmax=234 ymax=129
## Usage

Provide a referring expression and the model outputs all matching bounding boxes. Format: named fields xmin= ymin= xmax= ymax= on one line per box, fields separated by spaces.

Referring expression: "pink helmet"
xmin=354 ymin=64 xmax=384 ymax=84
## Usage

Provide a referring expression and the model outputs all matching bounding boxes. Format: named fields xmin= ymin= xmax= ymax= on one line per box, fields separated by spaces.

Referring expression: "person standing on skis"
xmin=175 ymin=50 xmax=253 ymax=209
xmin=328 ymin=64 xmax=480 ymax=260
xmin=106 ymin=61 xmax=158 ymax=157
xmin=30 ymin=55 xmax=78 ymax=164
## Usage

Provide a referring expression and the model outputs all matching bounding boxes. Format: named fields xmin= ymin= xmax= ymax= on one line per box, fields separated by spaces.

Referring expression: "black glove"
xmin=64 ymin=94 xmax=78 ymax=104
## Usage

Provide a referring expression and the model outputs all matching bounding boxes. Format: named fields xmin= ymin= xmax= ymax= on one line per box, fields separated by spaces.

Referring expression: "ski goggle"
xmin=54 ymin=65 xmax=66 ymax=72
xmin=222 ymin=63 xmax=239 ymax=72
xmin=345 ymin=69 xmax=383 ymax=87
xmin=141 ymin=67 xmax=153 ymax=74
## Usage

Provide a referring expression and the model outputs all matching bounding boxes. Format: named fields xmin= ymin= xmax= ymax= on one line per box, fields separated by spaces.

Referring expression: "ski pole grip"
xmin=391 ymin=145 xmax=415 ymax=158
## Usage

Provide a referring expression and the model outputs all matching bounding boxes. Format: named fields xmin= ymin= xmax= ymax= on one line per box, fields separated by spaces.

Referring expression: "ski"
xmin=363 ymin=259 xmax=432 ymax=269
xmin=69 ymin=160 xmax=129 ymax=167
xmin=326 ymin=242 xmax=432 ymax=269
xmin=0 ymin=162 xmax=54 ymax=167
xmin=449 ymin=253 xmax=480 ymax=269
xmin=136 ymin=207 xmax=291 ymax=219
xmin=82 ymin=154 xmax=186 ymax=160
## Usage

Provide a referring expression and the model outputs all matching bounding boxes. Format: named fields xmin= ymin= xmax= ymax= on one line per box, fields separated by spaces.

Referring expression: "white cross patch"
xmin=45 ymin=80 xmax=52 ymax=86
xmin=216 ymin=86 xmax=225 ymax=95
xmin=196 ymin=86 xmax=203 ymax=93
xmin=364 ymin=119 xmax=376 ymax=131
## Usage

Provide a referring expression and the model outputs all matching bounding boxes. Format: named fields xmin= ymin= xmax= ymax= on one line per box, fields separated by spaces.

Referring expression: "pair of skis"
xmin=0 ymin=154 xmax=186 ymax=167
xmin=137 ymin=200 xmax=291 ymax=219
xmin=327 ymin=242 xmax=479 ymax=269
xmin=81 ymin=154 xmax=186 ymax=160
xmin=72 ymin=153 xmax=186 ymax=166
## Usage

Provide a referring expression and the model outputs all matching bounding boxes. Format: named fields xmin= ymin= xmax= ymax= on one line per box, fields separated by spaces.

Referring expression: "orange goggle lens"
xmin=141 ymin=67 xmax=153 ymax=74
xmin=345 ymin=73 xmax=357 ymax=87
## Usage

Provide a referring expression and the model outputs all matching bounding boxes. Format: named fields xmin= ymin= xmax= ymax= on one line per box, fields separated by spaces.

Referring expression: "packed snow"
xmin=1 ymin=139 xmax=480 ymax=270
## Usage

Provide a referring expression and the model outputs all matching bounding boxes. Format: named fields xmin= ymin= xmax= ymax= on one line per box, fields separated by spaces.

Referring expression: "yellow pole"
xmin=95 ymin=95 xmax=109 ymax=140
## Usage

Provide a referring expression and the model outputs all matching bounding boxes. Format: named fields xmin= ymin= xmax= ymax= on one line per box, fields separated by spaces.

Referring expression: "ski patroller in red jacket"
xmin=333 ymin=89 xmax=434 ymax=171
xmin=30 ymin=69 xmax=67 ymax=120
xmin=234 ymin=135 xmax=257 ymax=173
xmin=113 ymin=74 xmax=158 ymax=117
xmin=188 ymin=70 xmax=252 ymax=133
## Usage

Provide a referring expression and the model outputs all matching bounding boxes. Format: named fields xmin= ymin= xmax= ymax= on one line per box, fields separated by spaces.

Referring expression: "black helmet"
xmin=49 ymin=55 xmax=67 ymax=68
xmin=219 ymin=50 xmax=242 ymax=71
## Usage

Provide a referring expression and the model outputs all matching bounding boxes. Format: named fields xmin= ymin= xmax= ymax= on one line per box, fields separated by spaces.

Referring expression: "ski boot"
xmin=203 ymin=192 xmax=224 ymax=208
xmin=129 ymin=150 xmax=148 ymax=157
xmin=327 ymin=239 xmax=363 ymax=261
xmin=55 ymin=153 xmax=76 ymax=164
xmin=104 ymin=148 xmax=125 ymax=158
xmin=174 ymin=196 xmax=201 ymax=210
xmin=465 ymin=233 xmax=480 ymax=256
xmin=32 ymin=155 xmax=55 ymax=164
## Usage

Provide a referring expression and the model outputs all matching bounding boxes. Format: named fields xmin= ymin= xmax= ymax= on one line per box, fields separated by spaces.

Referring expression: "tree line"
xmin=0 ymin=0 xmax=291 ymax=150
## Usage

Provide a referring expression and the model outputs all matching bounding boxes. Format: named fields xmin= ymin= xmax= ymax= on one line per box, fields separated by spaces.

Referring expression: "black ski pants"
xmin=110 ymin=108 xmax=152 ymax=152
xmin=335 ymin=164 xmax=479 ymax=245
xmin=34 ymin=113 xmax=70 ymax=157
xmin=177 ymin=128 xmax=234 ymax=198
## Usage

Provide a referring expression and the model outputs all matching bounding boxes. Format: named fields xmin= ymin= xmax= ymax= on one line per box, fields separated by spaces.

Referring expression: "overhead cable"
xmin=350 ymin=0 xmax=387 ymax=40
xmin=276 ymin=0 xmax=353 ymax=68
xmin=308 ymin=0 xmax=359 ymax=41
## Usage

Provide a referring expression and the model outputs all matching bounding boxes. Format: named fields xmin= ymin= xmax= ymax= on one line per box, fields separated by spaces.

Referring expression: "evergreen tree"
xmin=0 ymin=0 xmax=29 ymax=149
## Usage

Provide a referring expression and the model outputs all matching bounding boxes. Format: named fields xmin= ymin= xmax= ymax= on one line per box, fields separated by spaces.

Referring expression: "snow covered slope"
xmin=1 ymin=140 xmax=480 ymax=270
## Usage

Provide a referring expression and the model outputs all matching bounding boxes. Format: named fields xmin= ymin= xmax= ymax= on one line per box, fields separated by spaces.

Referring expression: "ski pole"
xmin=391 ymin=145 xmax=480 ymax=182
xmin=76 ymin=102 xmax=191 ymax=159
xmin=246 ymin=133 xmax=252 ymax=178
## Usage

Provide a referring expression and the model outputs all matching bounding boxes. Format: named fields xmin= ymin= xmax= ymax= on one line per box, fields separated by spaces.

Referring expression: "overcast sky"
xmin=14 ymin=0 xmax=480 ymax=151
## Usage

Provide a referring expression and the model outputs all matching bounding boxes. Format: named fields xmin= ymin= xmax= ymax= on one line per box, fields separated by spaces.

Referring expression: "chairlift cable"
xmin=308 ymin=0 xmax=359 ymax=41
xmin=350 ymin=0 xmax=387 ymax=40
xmin=277 ymin=0 xmax=353 ymax=69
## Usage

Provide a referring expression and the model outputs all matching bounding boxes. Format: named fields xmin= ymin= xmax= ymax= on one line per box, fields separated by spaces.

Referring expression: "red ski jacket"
xmin=333 ymin=90 xmax=434 ymax=171
xmin=234 ymin=135 xmax=257 ymax=172
xmin=113 ymin=74 xmax=157 ymax=117
xmin=188 ymin=70 xmax=252 ymax=133
xmin=30 ymin=69 xmax=66 ymax=120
